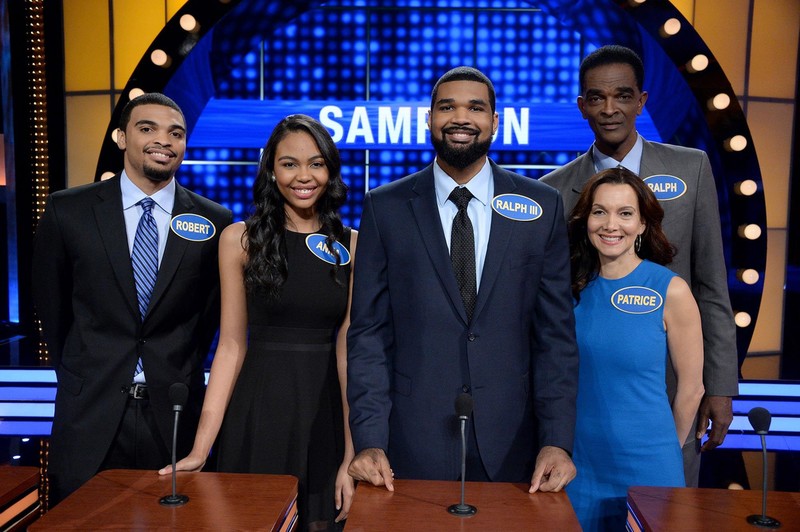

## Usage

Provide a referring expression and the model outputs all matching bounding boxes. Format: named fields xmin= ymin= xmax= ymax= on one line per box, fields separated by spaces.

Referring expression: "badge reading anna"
xmin=305 ymin=234 xmax=351 ymax=265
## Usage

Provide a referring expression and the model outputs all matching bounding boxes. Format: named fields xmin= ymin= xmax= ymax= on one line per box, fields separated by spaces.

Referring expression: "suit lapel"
xmin=473 ymin=163 xmax=515 ymax=320
xmin=638 ymin=140 xmax=666 ymax=178
xmin=94 ymin=176 xmax=140 ymax=320
xmin=409 ymin=167 xmax=468 ymax=323
xmin=145 ymin=182 xmax=194 ymax=323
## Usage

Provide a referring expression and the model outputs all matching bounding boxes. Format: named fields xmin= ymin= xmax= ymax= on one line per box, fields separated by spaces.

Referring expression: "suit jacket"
xmin=541 ymin=139 xmax=738 ymax=397
xmin=32 ymin=175 xmax=232 ymax=499
xmin=347 ymin=161 xmax=579 ymax=482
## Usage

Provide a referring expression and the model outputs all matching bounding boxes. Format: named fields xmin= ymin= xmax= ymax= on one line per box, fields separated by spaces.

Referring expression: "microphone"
xmin=746 ymin=407 xmax=780 ymax=528
xmin=448 ymin=392 xmax=477 ymax=517
xmin=160 ymin=383 xmax=190 ymax=506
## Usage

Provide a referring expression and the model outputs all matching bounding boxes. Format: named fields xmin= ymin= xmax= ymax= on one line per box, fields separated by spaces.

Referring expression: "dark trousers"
xmin=100 ymin=396 xmax=171 ymax=471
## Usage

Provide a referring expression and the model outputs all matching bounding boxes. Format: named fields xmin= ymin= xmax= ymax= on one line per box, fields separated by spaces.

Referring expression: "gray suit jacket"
xmin=541 ymin=139 xmax=738 ymax=397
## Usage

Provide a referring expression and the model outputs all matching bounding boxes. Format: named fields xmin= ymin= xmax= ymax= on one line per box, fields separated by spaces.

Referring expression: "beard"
xmin=430 ymin=129 xmax=493 ymax=170
xmin=143 ymin=161 xmax=175 ymax=182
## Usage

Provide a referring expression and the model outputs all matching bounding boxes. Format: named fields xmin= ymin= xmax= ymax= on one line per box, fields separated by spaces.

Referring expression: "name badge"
xmin=643 ymin=175 xmax=687 ymax=201
xmin=305 ymin=234 xmax=351 ymax=265
xmin=170 ymin=214 xmax=216 ymax=242
xmin=491 ymin=193 xmax=542 ymax=221
xmin=611 ymin=286 xmax=663 ymax=314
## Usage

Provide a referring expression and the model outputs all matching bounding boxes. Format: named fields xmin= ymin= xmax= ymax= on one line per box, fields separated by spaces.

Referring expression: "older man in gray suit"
xmin=541 ymin=45 xmax=738 ymax=488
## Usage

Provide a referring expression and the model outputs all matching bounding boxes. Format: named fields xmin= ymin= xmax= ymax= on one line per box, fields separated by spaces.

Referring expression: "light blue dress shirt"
xmin=433 ymin=158 xmax=494 ymax=291
xmin=120 ymin=171 xmax=176 ymax=266
xmin=592 ymin=132 xmax=644 ymax=175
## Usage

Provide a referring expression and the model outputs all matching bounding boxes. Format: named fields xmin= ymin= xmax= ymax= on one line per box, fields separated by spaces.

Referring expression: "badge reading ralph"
xmin=491 ymin=193 xmax=542 ymax=221
xmin=170 ymin=213 xmax=216 ymax=242
xmin=643 ymin=174 xmax=687 ymax=201
xmin=610 ymin=286 xmax=663 ymax=314
xmin=305 ymin=234 xmax=351 ymax=265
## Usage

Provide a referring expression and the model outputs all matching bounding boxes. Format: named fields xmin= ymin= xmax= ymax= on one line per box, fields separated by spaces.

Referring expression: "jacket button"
xmin=137 ymin=338 xmax=146 ymax=345
xmin=467 ymin=333 xmax=476 ymax=341
xmin=462 ymin=385 xmax=470 ymax=393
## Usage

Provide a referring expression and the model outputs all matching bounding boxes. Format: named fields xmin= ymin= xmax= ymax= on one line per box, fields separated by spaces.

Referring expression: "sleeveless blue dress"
xmin=567 ymin=260 xmax=685 ymax=531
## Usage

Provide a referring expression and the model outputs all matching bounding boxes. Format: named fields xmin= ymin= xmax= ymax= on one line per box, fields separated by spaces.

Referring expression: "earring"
xmin=269 ymin=173 xmax=276 ymax=182
xmin=635 ymin=234 xmax=642 ymax=254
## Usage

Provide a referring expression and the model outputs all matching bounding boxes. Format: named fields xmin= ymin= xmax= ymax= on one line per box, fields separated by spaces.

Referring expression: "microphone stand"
xmin=160 ymin=404 xmax=189 ymax=506
xmin=448 ymin=415 xmax=477 ymax=516
xmin=746 ymin=433 xmax=780 ymax=528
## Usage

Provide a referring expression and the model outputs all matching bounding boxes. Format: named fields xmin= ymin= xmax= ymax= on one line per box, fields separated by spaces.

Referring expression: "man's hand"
xmin=529 ymin=446 xmax=576 ymax=493
xmin=347 ymin=448 xmax=394 ymax=492
xmin=696 ymin=395 xmax=733 ymax=451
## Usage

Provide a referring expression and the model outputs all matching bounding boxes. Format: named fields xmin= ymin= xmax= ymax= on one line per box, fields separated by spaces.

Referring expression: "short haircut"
xmin=579 ymin=45 xmax=645 ymax=94
xmin=431 ymin=66 xmax=496 ymax=113
xmin=118 ymin=92 xmax=185 ymax=132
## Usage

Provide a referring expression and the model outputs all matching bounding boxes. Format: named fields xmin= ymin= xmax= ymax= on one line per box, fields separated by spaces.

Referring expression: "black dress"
xmin=217 ymin=229 xmax=351 ymax=531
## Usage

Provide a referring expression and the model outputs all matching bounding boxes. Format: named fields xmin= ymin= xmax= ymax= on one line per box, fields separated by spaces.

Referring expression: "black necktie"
xmin=448 ymin=187 xmax=477 ymax=321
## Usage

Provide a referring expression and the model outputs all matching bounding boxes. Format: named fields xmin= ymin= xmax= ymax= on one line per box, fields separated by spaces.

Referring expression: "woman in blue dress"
xmin=566 ymin=167 xmax=705 ymax=531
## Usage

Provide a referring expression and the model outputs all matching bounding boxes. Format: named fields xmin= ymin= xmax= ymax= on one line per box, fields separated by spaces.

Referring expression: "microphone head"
xmin=748 ymin=406 xmax=771 ymax=434
xmin=169 ymin=382 xmax=189 ymax=408
xmin=455 ymin=393 xmax=473 ymax=418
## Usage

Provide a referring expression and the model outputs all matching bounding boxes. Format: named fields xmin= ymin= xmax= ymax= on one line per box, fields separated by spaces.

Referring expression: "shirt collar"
xmin=591 ymin=132 xmax=644 ymax=175
xmin=433 ymin=158 xmax=492 ymax=208
xmin=120 ymin=170 xmax=176 ymax=214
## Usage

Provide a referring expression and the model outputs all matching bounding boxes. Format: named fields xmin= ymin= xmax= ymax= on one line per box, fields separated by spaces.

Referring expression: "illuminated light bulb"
xmin=686 ymin=54 xmax=709 ymax=73
xmin=628 ymin=0 xmax=646 ymax=4
xmin=660 ymin=18 xmax=681 ymax=37
xmin=101 ymin=172 xmax=116 ymax=181
xmin=734 ymin=180 xmax=758 ymax=196
xmin=150 ymin=49 xmax=171 ymax=67
xmin=737 ymin=269 xmax=760 ymax=285
xmin=734 ymin=312 xmax=752 ymax=328
xmin=128 ymin=88 xmax=145 ymax=100
xmin=724 ymin=135 xmax=747 ymax=152
xmin=737 ymin=224 xmax=762 ymax=240
xmin=180 ymin=14 xmax=198 ymax=32
xmin=708 ymin=93 xmax=731 ymax=111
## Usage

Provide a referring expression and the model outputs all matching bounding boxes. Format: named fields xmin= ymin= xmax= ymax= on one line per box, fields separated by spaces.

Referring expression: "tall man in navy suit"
xmin=33 ymin=93 xmax=232 ymax=504
xmin=347 ymin=67 xmax=579 ymax=493
xmin=541 ymin=45 xmax=738 ymax=487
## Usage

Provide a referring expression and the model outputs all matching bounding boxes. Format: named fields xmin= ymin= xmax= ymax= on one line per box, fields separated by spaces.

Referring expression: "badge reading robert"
xmin=643 ymin=174 xmax=687 ymax=201
xmin=170 ymin=214 xmax=216 ymax=242
xmin=491 ymin=193 xmax=542 ymax=221
xmin=611 ymin=286 xmax=663 ymax=314
xmin=305 ymin=234 xmax=351 ymax=265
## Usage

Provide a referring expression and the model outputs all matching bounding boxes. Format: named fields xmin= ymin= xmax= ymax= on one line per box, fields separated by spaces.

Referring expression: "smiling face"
xmin=273 ymin=130 xmax=330 ymax=227
xmin=587 ymin=183 xmax=646 ymax=268
xmin=427 ymin=79 xmax=498 ymax=183
xmin=578 ymin=63 xmax=648 ymax=161
xmin=116 ymin=104 xmax=186 ymax=191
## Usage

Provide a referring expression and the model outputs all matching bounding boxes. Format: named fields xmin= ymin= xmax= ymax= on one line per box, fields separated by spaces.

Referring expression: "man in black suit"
xmin=33 ymin=93 xmax=232 ymax=504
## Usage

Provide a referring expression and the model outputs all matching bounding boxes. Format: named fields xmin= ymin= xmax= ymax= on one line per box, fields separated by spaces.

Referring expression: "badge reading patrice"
xmin=305 ymin=234 xmax=351 ymax=265
xmin=170 ymin=213 xmax=216 ymax=242
xmin=491 ymin=193 xmax=542 ymax=221
xmin=643 ymin=174 xmax=687 ymax=201
xmin=611 ymin=286 xmax=663 ymax=314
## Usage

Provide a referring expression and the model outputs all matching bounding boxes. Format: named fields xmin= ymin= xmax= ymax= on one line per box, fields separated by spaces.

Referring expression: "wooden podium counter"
xmin=0 ymin=465 xmax=40 ymax=531
xmin=628 ymin=486 xmax=800 ymax=531
xmin=30 ymin=469 xmax=297 ymax=531
xmin=346 ymin=479 xmax=580 ymax=530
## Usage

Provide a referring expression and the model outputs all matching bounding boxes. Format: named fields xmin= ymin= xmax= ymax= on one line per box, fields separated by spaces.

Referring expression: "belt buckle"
xmin=130 ymin=383 xmax=148 ymax=399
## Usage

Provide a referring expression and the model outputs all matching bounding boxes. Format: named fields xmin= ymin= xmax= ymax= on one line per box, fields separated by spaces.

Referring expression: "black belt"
xmin=128 ymin=383 xmax=148 ymax=400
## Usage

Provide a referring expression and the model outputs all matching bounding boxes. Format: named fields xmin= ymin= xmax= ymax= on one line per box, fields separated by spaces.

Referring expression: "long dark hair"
xmin=244 ymin=114 xmax=347 ymax=296
xmin=568 ymin=167 xmax=675 ymax=300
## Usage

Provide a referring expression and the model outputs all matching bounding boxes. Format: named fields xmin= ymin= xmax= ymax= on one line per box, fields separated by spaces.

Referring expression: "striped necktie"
xmin=131 ymin=198 xmax=158 ymax=376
